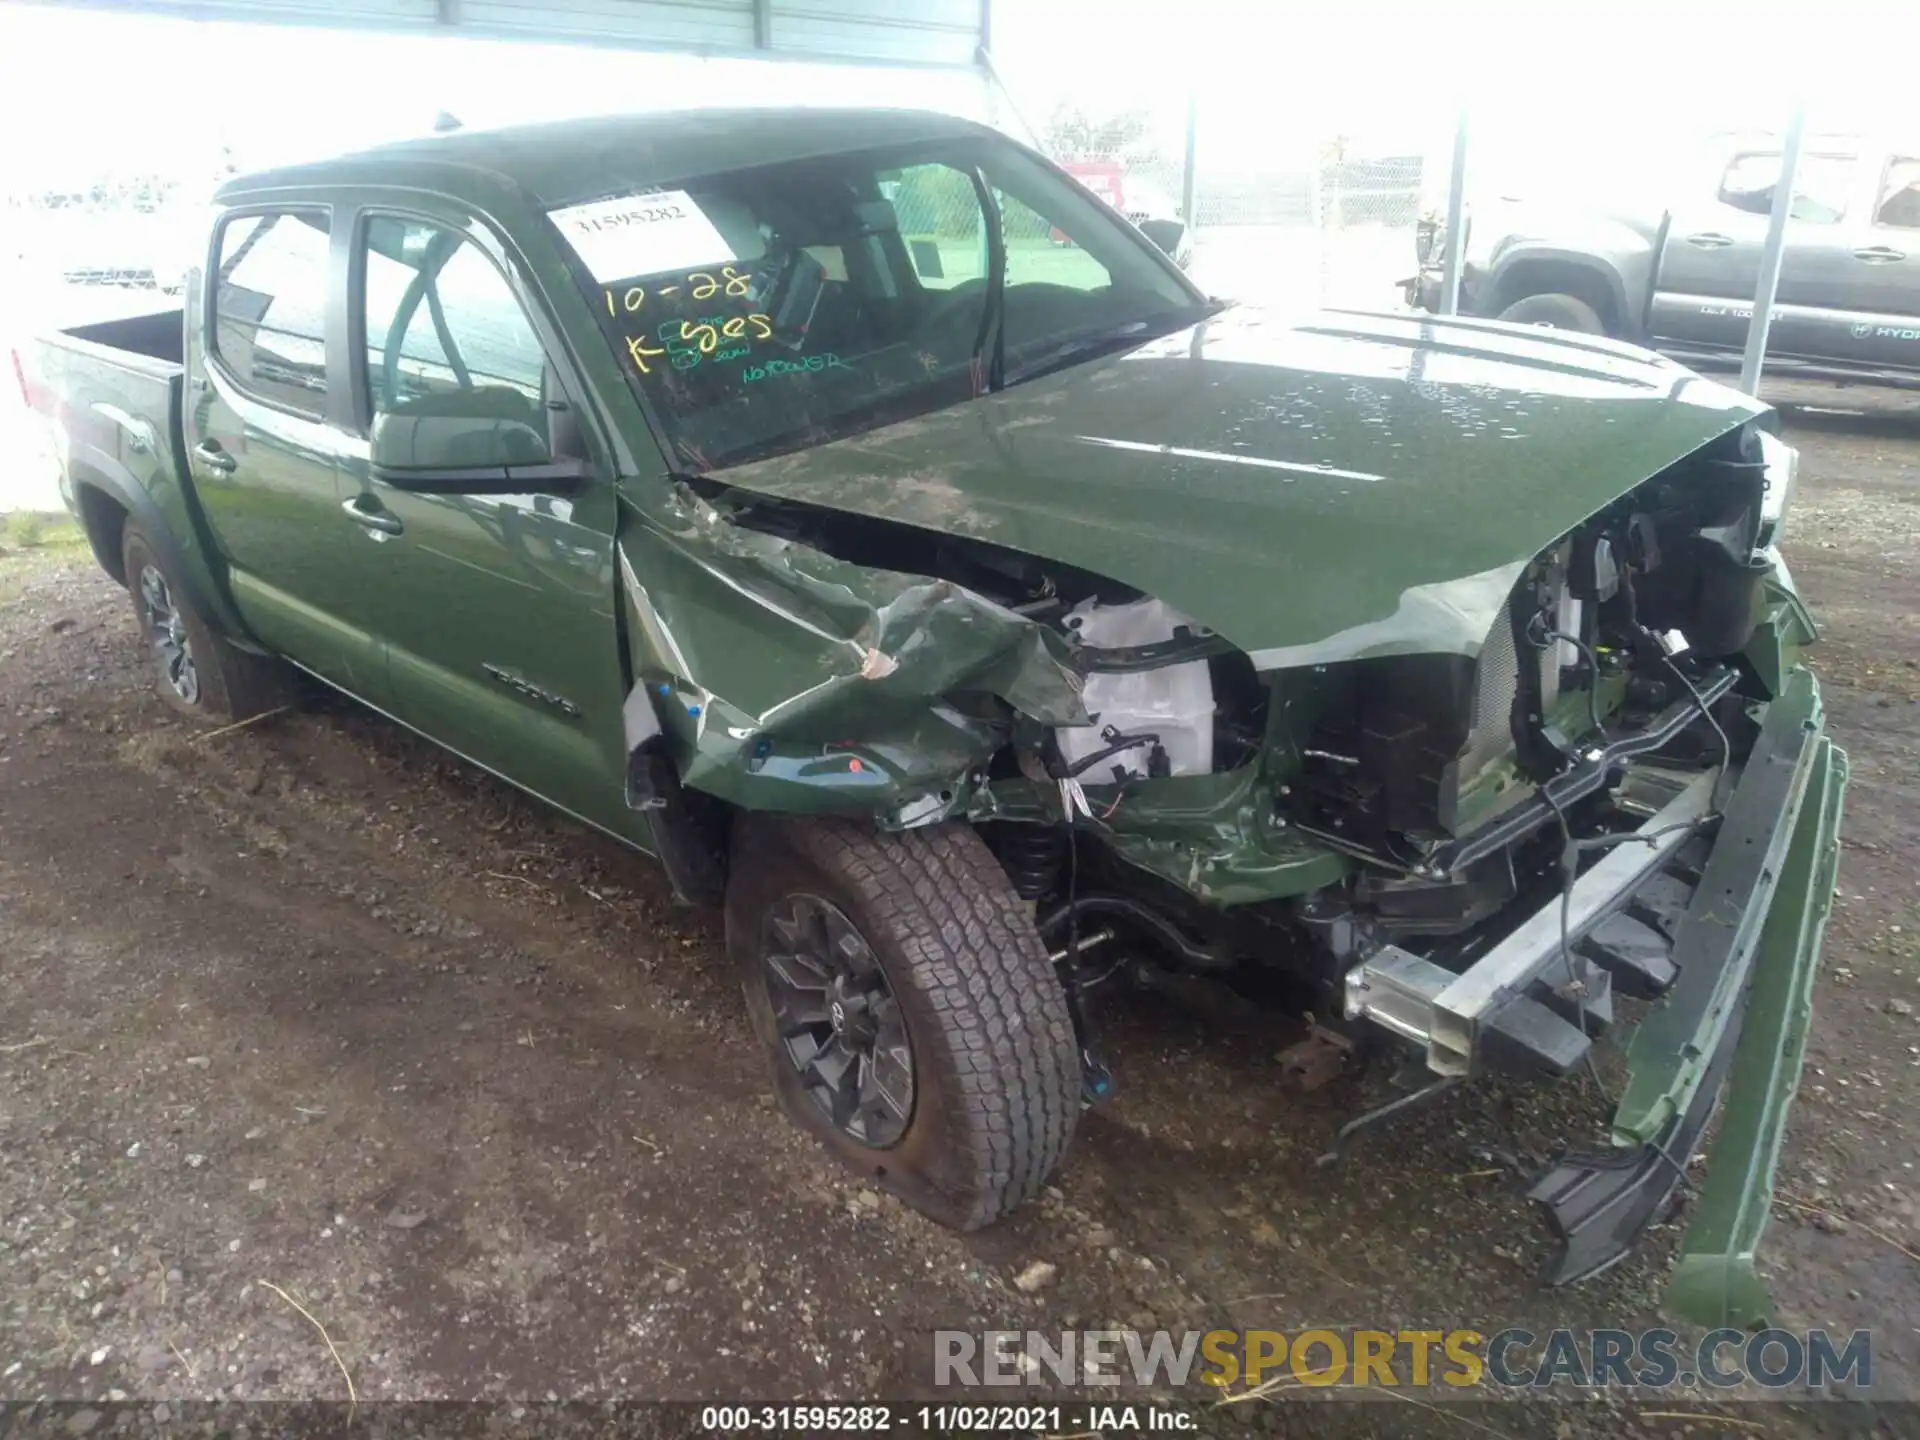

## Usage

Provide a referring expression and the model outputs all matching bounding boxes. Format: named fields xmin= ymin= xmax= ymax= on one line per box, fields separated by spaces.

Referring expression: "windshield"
xmin=547 ymin=135 xmax=1206 ymax=472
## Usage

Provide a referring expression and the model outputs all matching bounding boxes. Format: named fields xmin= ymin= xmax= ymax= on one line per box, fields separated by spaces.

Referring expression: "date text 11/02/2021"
xmin=697 ymin=1405 xmax=1192 ymax=1432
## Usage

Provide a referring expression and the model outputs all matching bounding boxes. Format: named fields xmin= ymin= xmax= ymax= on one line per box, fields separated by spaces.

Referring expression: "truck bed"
xmin=25 ymin=308 xmax=193 ymax=581
xmin=50 ymin=309 xmax=186 ymax=374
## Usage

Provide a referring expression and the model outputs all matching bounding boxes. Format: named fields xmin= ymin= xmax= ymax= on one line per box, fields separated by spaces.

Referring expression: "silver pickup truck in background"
xmin=1406 ymin=134 xmax=1920 ymax=388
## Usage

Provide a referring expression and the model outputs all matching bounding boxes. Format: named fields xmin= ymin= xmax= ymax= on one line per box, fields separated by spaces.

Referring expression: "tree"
xmin=1042 ymin=103 xmax=1154 ymax=163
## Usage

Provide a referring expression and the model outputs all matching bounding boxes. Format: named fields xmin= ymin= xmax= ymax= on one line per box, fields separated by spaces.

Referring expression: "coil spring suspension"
xmin=994 ymin=825 xmax=1067 ymax=901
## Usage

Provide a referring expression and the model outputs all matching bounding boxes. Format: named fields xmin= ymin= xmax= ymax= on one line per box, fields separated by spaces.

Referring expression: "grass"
xmin=0 ymin=510 xmax=89 ymax=604
xmin=0 ymin=510 xmax=84 ymax=552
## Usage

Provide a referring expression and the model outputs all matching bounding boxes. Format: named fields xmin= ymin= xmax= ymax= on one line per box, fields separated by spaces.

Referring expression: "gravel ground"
xmin=1 ymin=399 xmax=1917 ymax=1437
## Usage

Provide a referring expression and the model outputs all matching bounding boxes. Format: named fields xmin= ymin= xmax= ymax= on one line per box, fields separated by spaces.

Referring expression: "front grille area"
xmin=1459 ymin=611 xmax=1521 ymax=785
xmin=1298 ymin=545 xmax=1601 ymax=845
xmin=1456 ymin=544 xmax=1573 ymax=797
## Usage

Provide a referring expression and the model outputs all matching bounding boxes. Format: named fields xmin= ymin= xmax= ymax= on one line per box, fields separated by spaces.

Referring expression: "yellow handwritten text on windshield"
xmin=689 ymin=266 xmax=752 ymax=300
xmin=625 ymin=335 xmax=668 ymax=375
xmin=604 ymin=265 xmax=754 ymax=318
xmin=676 ymin=315 xmax=773 ymax=355
xmin=605 ymin=286 xmax=648 ymax=316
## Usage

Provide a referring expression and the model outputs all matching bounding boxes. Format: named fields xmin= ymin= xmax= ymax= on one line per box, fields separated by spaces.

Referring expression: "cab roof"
xmin=217 ymin=107 xmax=995 ymax=211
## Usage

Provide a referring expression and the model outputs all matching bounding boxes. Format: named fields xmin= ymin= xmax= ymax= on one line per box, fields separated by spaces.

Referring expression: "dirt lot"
xmin=1 ymin=402 xmax=1917 ymax=1435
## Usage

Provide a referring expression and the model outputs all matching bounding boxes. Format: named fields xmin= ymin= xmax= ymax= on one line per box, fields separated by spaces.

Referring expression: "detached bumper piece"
xmin=1342 ymin=667 xmax=1844 ymax=1326
xmin=1344 ymin=765 xmax=1719 ymax=1083
xmin=1532 ymin=668 xmax=1843 ymax=1325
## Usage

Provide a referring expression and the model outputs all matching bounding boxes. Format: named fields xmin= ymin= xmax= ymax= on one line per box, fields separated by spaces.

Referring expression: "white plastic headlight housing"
xmin=1757 ymin=429 xmax=1797 ymax=549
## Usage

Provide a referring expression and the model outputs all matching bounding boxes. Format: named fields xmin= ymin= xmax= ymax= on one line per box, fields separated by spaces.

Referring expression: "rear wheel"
xmin=728 ymin=816 xmax=1079 ymax=1229
xmin=1497 ymin=292 xmax=1606 ymax=334
xmin=121 ymin=524 xmax=290 ymax=722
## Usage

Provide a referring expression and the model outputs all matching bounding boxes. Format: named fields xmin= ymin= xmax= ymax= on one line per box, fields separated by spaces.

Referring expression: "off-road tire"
xmin=1497 ymin=292 xmax=1606 ymax=334
xmin=728 ymin=815 xmax=1080 ymax=1229
xmin=121 ymin=523 xmax=291 ymax=722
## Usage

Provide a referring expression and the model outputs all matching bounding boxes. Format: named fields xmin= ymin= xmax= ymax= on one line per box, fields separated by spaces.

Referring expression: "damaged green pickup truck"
xmin=23 ymin=109 xmax=1844 ymax=1327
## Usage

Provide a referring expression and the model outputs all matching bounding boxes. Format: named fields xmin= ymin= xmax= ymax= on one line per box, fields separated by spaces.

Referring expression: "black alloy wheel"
xmin=118 ymin=522 xmax=293 ymax=723
xmin=759 ymin=892 xmax=915 ymax=1147
xmin=136 ymin=561 xmax=201 ymax=706
xmin=728 ymin=815 xmax=1080 ymax=1229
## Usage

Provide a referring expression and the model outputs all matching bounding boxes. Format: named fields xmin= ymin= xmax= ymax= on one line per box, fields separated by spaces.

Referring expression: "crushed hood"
xmin=715 ymin=306 xmax=1768 ymax=668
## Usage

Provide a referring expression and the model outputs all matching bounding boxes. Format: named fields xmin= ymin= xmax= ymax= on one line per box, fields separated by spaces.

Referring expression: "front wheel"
xmin=1496 ymin=292 xmax=1606 ymax=334
xmin=728 ymin=816 xmax=1080 ymax=1229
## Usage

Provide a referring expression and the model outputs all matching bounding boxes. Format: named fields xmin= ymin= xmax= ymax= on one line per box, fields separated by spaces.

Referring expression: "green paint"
xmin=32 ymin=114 xmax=1802 ymax=907
xmin=1613 ymin=667 xmax=1825 ymax=1147
xmin=715 ymin=311 xmax=1765 ymax=666
xmin=1665 ymin=733 xmax=1847 ymax=1329
xmin=32 ymin=110 xmax=1845 ymax=1292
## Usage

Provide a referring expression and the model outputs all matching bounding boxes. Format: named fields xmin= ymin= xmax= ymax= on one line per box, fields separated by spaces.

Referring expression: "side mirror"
xmin=370 ymin=388 xmax=586 ymax=495
xmin=908 ymin=238 xmax=946 ymax=279
xmin=1136 ymin=217 xmax=1189 ymax=265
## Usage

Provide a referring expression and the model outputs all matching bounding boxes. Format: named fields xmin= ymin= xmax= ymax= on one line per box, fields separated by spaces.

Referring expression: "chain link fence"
xmin=4 ymin=177 xmax=195 ymax=295
xmin=1020 ymin=96 xmax=1436 ymax=315
xmin=1197 ymin=151 xmax=1428 ymax=313
xmin=3 ymin=171 xmax=224 ymax=510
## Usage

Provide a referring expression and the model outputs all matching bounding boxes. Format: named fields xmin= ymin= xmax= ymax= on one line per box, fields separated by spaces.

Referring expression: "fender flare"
xmin=66 ymin=446 xmax=260 ymax=650
xmin=1482 ymin=246 xmax=1637 ymax=335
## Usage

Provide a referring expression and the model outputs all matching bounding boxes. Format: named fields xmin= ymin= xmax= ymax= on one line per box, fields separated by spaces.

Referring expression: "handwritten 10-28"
xmin=608 ymin=268 xmax=781 ymax=374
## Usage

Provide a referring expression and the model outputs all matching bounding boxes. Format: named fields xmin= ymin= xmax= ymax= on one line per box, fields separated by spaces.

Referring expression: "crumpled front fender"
xmin=615 ymin=485 xmax=1088 ymax=823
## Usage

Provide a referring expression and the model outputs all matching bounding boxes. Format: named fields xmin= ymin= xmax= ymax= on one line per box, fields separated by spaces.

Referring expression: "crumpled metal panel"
xmin=616 ymin=484 xmax=1087 ymax=822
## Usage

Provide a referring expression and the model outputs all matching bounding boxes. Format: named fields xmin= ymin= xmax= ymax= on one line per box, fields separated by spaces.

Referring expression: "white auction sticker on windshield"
xmin=547 ymin=190 xmax=734 ymax=281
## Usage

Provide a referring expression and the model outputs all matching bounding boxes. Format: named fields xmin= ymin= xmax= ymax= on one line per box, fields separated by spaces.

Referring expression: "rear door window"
xmin=1716 ymin=152 xmax=1854 ymax=223
xmin=211 ymin=210 xmax=331 ymax=415
xmin=1873 ymin=157 xmax=1920 ymax=229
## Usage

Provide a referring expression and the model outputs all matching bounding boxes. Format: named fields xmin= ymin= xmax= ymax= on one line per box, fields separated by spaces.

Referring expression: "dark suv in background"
xmin=1408 ymin=133 xmax=1920 ymax=388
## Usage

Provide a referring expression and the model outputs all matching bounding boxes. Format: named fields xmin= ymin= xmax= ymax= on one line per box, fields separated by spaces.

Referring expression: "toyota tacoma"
xmin=19 ymin=108 xmax=1844 ymax=1328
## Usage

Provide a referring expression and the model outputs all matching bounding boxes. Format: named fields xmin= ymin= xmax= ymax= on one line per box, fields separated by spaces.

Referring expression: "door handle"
xmin=1854 ymin=245 xmax=1907 ymax=263
xmin=192 ymin=439 xmax=237 ymax=474
xmin=341 ymin=495 xmax=404 ymax=536
xmin=1684 ymin=231 xmax=1735 ymax=249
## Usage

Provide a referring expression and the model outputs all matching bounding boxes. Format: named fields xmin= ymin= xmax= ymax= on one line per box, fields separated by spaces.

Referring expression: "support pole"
xmin=1181 ymin=93 xmax=1199 ymax=228
xmin=1438 ymin=107 xmax=1469 ymax=316
xmin=1739 ymin=102 xmax=1808 ymax=396
xmin=976 ymin=46 xmax=1036 ymax=145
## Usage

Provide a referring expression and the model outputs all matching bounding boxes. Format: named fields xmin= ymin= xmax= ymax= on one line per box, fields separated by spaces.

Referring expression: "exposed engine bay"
xmin=680 ymin=419 xmax=1788 ymax=1081
xmin=49 ymin=106 xmax=1845 ymax=1328
xmin=1289 ymin=423 xmax=1769 ymax=858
